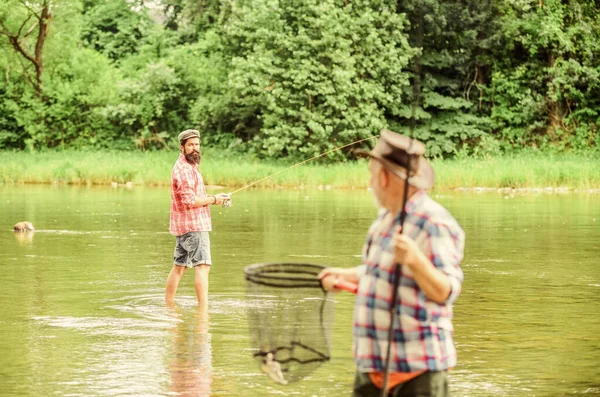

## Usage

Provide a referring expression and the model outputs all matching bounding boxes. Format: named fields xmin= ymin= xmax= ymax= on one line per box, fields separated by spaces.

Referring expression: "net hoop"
xmin=244 ymin=263 xmax=326 ymax=289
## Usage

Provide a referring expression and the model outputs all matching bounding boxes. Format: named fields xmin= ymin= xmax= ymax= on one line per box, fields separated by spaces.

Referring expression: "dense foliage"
xmin=0 ymin=0 xmax=598 ymax=157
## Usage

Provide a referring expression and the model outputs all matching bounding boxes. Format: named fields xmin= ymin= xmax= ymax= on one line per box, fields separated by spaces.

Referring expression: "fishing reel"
xmin=222 ymin=193 xmax=232 ymax=208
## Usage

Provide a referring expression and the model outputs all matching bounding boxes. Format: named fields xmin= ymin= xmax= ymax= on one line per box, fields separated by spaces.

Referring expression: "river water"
xmin=1 ymin=185 xmax=598 ymax=396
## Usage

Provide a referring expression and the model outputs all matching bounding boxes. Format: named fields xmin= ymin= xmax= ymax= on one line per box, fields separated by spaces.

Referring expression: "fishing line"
xmin=228 ymin=136 xmax=377 ymax=195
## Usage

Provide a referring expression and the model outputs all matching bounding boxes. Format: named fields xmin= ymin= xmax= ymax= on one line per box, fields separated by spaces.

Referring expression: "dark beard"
xmin=185 ymin=151 xmax=201 ymax=165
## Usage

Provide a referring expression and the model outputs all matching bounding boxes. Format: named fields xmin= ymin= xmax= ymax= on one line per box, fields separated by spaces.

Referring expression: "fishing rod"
xmin=227 ymin=136 xmax=377 ymax=196
xmin=380 ymin=0 xmax=424 ymax=395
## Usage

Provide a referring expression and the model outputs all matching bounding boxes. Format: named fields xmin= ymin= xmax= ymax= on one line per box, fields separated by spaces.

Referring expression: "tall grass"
xmin=434 ymin=153 xmax=600 ymax=190
xmin=0 ymin=149 xmax=369 ymax=188
xmin=1 ymin=149 xmax=599 ymax=190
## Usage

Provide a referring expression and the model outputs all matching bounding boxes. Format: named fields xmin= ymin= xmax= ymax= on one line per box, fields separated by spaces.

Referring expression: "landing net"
xmin=244 ymin=263 xmax=334 ymax=385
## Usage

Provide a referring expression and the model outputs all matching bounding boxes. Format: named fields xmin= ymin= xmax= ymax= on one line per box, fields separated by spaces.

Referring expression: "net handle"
xmin=333 ymin=280 xmax=358 ymax=294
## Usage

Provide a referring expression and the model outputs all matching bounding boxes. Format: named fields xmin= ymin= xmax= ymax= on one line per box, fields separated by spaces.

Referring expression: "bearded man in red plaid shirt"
xmin=320 ymin=130 xmax=465 ymax=397
xmin=165 ymin=129 xmax=230 ymax=309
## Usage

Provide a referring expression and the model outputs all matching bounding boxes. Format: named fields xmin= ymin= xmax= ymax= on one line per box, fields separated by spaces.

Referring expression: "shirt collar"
xmin=404 ymin=189 xmax=426 ymax=215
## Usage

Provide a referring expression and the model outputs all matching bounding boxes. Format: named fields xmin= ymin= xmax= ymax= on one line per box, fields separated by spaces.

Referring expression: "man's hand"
xmin=318 ymin=267 xmax=359 ymax=293
xmin=393 ymin=226 xmax=451 ymax=303
xmin=222 ymin=192 xmax=232 ymax=207
xmin=393 ymin=226 xmax=422 ymax=269
xmin=213 ymin=193 xmax=230 ymax=206
xmin=318 ymin=268 xmax=340 ymax=292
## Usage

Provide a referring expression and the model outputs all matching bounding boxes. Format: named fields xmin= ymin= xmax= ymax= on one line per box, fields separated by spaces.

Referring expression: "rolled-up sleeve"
xmin=428 ymin=222 xmax=465 ymax=305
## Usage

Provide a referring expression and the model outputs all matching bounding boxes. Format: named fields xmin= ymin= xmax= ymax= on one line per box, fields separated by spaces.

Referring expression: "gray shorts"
xmin=174 ymin=231 xmax=211 ymax=268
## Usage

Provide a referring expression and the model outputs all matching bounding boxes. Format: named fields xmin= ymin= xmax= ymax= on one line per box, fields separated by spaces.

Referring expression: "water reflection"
xmin=14 ymin=230 xmax=34 ymax=245
xmin=168 ymin=307 xmax=213 ymax=396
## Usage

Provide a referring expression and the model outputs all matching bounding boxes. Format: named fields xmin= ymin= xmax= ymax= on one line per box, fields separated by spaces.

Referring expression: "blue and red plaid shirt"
xmin=353 ymin=190 xmax=465 ymax=373
xmin=169 ymin=153 xmax=212 ymax=236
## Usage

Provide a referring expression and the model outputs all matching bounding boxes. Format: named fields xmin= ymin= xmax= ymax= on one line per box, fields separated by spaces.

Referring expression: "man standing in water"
xmin=319 ymin=130 xmax=465 ymax=397
xmin=166 ymin=129 xmax=230 ymax=309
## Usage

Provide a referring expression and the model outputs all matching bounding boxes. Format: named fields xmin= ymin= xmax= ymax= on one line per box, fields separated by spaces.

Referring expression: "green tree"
xmin=202 ymin=0 xmax=414 ymax=159
xmin=0 ymin=0 xmax=52 ymax=96
xmin=160 ymin=0 xmax=221 ymax=42
xmin=81 ymin=0 xmax=152 ymax=62
xmin=1 ymin=0 xmax=597 ymax=155
xmin=487 ymin=0 xmax=600 ymax=151
xmin=0 ymin=0 xmax=123 ymax=150
xmin=391 ymin=0 xmax=494 ymax=157
xmin=102 ymin=32 xmax=222 ymax=150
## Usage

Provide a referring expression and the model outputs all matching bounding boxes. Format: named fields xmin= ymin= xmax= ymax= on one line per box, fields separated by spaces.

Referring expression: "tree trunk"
xmin=546 ymin=53 xmax=564 ymax=137
xmin=0 ymin=1 xmax=51 ymax=97
xmin=410 ymin=0 xmax=424 ymax=135
xmin=33 ymin=4 xmax=51 ymax=96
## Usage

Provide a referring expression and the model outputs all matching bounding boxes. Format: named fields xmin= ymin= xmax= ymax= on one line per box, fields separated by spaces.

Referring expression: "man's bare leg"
xmin=166 ymin=265 xmax=186 ymax=304
xmin=194 ymin=265 xmax=211 ymax=311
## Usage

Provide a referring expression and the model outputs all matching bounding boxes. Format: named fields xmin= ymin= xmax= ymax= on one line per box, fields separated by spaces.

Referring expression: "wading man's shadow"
xmin=168 ymin=307 xmax=213 ymax=396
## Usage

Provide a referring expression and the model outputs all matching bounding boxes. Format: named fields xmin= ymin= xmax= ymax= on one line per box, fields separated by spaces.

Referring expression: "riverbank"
xmin=1 ymin=149 xmax=599 ymax=192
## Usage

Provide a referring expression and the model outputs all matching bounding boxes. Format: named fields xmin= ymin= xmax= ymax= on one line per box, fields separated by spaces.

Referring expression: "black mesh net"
xmin=244 ymin=263 xmax=334 ymax=385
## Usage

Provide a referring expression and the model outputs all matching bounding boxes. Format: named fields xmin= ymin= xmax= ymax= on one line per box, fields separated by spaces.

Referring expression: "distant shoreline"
xmin=452 ymin=186 xmax=600 ymax=194
xmin=3 ymin=181 xmax=600 ymax=195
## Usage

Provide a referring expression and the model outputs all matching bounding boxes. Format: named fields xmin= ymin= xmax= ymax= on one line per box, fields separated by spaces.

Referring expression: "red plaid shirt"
xmin=170 ymin=153 xmax=212 ymax=236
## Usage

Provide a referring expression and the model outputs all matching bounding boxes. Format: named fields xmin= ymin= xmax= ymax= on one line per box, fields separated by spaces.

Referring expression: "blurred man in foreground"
xmin=320 ymin=129 xmax=465 ymax=397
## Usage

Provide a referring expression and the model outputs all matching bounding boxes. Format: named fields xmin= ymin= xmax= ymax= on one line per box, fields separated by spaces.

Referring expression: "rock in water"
xmin=13 ymin=222 xmax=35 ymax=232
